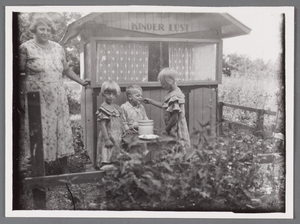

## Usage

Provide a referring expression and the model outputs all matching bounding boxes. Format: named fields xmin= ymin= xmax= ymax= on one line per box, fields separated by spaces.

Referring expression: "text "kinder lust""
xmin=131 ymin=23 xmax=189 ymax=32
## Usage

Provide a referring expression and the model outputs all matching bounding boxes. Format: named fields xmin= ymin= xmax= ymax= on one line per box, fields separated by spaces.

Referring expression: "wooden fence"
xmin=217 ymin=102 xmax=277 ymax=136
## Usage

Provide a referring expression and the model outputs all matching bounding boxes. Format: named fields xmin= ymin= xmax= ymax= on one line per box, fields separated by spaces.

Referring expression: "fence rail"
xmin=217 ymin=102 xmax=277 ymax=136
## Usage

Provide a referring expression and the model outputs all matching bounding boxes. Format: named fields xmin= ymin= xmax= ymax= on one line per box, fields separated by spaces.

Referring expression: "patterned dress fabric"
xmin=96 ymin=102 xmax=124 ymax=166
xmin=19 ymin=39 xmax=74 ymax=163
xmin=163 ymin=87 xmax=191 ymax=150
xmin=120 ymin=101 xmax=149 ymax=130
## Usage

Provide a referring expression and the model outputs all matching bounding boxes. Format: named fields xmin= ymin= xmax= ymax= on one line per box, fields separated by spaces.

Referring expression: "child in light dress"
xmin=121 ymin=85 xmax=149 ymax=134
xmin=144 ymin=68 xmax=190 ymax=151
xmin=96 ymin=80 xmax=123 ymax=167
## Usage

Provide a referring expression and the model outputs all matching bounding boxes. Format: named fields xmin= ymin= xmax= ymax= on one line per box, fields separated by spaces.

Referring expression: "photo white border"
xmin=5 ymin=5 xmax=294 ymax=219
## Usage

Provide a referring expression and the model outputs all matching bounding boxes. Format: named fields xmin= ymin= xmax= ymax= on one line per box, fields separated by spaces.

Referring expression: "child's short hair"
xmin=125 ymin=85 xmax=143 ymax=98
xmin=158 ymin=68 xmax=177 ymax=85
xmin=101 ymin=80 xmax=121 ymax=96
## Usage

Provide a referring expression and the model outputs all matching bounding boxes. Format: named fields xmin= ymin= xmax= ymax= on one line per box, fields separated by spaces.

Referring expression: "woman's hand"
xmin=81 ymin=79 xmax=90 ymax=87
xmin=105 ymin=139 xmax=114 ymax=148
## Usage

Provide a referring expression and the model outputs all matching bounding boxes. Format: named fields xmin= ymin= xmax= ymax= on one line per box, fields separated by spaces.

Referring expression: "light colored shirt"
xmin=121 ymin=101 xmax=149 ymax=130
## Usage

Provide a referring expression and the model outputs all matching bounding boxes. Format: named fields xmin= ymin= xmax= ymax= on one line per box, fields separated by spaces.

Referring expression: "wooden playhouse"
xmin=62 ymin=12 xmax=250 ymax=166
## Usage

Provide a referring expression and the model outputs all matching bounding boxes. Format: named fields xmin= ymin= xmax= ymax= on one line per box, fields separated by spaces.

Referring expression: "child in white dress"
xmin=144 ymin=68 xmax=190 ymax=151
xmin=96 ymin=80 xmax=123 ymax=167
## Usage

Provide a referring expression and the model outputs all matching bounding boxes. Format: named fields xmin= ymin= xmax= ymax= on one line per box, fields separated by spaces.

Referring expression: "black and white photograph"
xmin=5 ymin=6 xmax=294 ymax=219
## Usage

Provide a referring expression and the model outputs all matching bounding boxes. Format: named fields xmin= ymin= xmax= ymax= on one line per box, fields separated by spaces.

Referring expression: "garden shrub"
xmin=100 ymin=123 xmax=285 ymax=212
xmin=65 ymin=84 xmax=81 ymax=115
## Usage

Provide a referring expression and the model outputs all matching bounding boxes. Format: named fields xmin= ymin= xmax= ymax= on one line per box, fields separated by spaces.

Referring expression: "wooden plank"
xmin=224 ymin=120 xmax=256 ymax=132
xmin=160 ymin=89 xmax=167 ymax=131
xmin=84 ymin=88 xmax=96 ymax=166
xmin=90 ymin=38 xmax=98 ymax=88
xmin=88 ymin=80 xmax=221 ymax=88
xmin=27 ymin=92 xmax=45 ymax=176
xmin=223 ymin=102 xmax=276 ymax=115
xmin=93 ymin=36 xmax=221 ymax=44
xmin=105 ymin=13 xmax=112 ymax=27
xmin=25 ymin=171 xmax=105 ymax=189
xmin=217 ymin=40 xmax=223 ymax=83
xmin=128 ymin=12 xmax=137 ymax=31
xmin=85 ymin=42 xmax=92 ymax=80
xmin=144 ymin=13 xmax=154 ymax=34
xmin=81 ymin=42 xmax=87 ymax=147
xmin=192 ymin=88 xmax=203 ymax=131
xmin=142 ymin=89 xmax=151 ymax=117
xmin=256 ymin=110 xmax=265 ymax=134
xmin=202 ymin=87 xmax=211 ymax=127
xmin=190 ymin=14 xmax=199 ymax=32
xmin=153 ymin=12 xmax=163 ymax=35
xmin=217 ymin=101 xmax=224 ymax=136
xmin=150 ymin=89 xmax=164 ymax=131
xmin=110 ymin=13 xmax=121 ymax=29
xmin=81 ymin=87 xmax=87 ymax=148
xmin=189 ymin=89 xmax=195 ymax=133
xmin=136 ymin=12 xmax=145 ymax=32
xmin=120 ymin=13 xmax=129 ymax=30
xmin=183 ymin=89 xmax=190 ymax=130
xmin=27 ymin=91 xmax=46 ymax=209
xmin=211 ymin=86 xmax=217 ymax=135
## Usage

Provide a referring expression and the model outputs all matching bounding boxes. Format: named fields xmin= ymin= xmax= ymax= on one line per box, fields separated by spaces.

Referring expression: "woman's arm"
xmin=99 ymin=120 xmax=113 ymax=148
xmin=143 ymin=98 xmax=163 ymax=108
xmin=166 ymin=111 xmax=179 ymax=133
xmin=63 ymin=68 xmax=90 ymax=86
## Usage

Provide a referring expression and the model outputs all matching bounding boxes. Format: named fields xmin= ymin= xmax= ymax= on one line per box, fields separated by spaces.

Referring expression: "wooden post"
xmin=27 ymin=92 xmax=46 ymax=209
xmin=217 ymin=102 xmax=223 ymax=136
xmin=183 ymin=88 xmax=191 ymax=130
xmin=256 ymin=110 xmax=264 ymax=136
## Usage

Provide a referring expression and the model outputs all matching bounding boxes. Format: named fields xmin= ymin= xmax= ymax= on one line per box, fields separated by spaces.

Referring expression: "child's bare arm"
xmin=143 ymin=98 xmax=163 ymax=108
xmin=100 ymin=120 xmax=113 ymax=148
xmin=166 ymin=111 xmax=179 ymax=133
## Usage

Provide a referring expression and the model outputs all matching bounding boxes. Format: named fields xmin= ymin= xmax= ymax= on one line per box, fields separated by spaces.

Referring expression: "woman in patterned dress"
xmin=143 ymin=68 xmax=190 ymax=152
xmin=19 ymin=16 xmax=90 ymax=173
xmin=95 ymin=80 xmax=124 ymax=168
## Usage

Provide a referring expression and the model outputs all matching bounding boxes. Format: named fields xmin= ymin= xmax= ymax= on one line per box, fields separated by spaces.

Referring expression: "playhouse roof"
xmin=61 ymin=12 xmax=251 ymax=44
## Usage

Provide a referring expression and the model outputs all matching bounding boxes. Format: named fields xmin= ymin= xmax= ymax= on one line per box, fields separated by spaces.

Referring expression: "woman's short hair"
xmin=101 ymin=80 xmax=121 ymax=96
xmin=29 ymin=15 xmax=56 ymax=34
xmin=158 ymin=68 xmax=177 ymax=85
xmin=125 ymin=85 xmax=143 ymax=98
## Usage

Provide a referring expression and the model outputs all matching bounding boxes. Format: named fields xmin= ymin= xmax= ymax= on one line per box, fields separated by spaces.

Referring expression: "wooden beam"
xmin=27 ymin=92 xmax=46 ymax=209
xmin=25 ymin=171 xmax=106 ymax=189
xmin=223 ymin=120 xmax=256 ymax=132
xmin=217 ymin=102 xmax=223 ymax=135
xmin=223 ymin=102 xmax=276 ymax=116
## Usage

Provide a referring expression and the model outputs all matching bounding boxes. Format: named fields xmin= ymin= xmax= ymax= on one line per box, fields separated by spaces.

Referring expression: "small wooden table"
xmin=122 ymin=133 xmax=176 ymax=162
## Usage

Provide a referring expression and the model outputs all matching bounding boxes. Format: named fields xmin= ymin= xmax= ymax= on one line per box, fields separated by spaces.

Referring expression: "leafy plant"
xmin=100 ymin=123 xmax=285 ymax=212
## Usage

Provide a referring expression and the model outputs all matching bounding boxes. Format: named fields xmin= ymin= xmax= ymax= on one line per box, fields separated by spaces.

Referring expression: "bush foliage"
xmin=99 ymin=123 xmax=284 ymax=212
